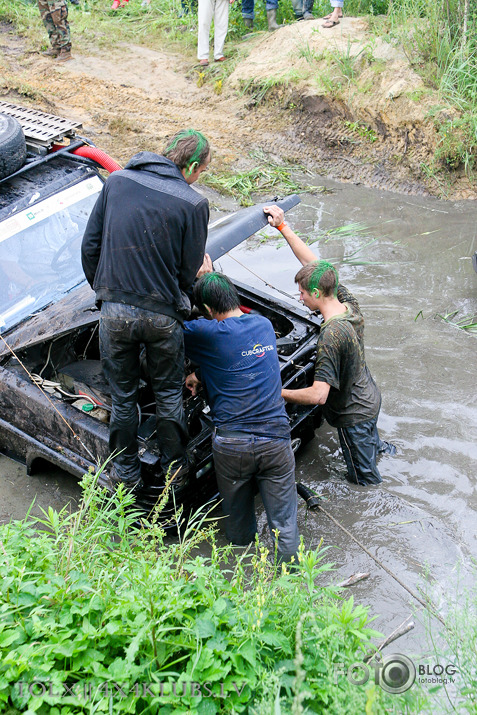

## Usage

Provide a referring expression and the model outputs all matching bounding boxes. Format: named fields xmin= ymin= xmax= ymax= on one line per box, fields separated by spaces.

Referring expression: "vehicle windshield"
xmin=0 ymin=175 xmax=102 ymax=333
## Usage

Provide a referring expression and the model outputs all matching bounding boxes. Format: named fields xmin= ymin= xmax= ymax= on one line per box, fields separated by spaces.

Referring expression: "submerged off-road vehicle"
xmin=0 ymin=103 xmax=322 ymax=517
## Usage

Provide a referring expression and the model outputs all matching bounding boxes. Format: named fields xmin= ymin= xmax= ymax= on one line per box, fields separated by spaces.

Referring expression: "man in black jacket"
xmin=81 ymin=129 xmax=211 ymax=491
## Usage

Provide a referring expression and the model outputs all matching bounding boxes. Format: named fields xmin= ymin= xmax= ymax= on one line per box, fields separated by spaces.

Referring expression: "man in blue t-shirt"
xmin=183 ymin=272 xmax=299 ymax=563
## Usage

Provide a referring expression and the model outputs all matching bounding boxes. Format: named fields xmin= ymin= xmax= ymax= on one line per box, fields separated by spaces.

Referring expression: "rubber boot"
xmin=267 ymin=8 xmax=280 ymax=30
xmin=243 ymin=17 xmax=254 ymax=29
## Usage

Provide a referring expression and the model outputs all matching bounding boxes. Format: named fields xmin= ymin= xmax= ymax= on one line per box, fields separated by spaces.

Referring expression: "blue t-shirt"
xmin=183 ymin=313 xmax=290 ymax=439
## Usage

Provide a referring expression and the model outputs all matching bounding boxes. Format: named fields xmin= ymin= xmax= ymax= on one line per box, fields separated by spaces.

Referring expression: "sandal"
xmin=198 ymin=59 xmax=209 ymax=66
xmin=214 ymin=56 xmax=226 ymax=62
xmin=322 ymin=18 xmax=340 ymax=27
xmin=322 ymin=11 xmax=343 ymax=19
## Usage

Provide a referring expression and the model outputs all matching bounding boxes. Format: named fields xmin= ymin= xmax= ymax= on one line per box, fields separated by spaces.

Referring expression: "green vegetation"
xmin=0 ymin=470 xmax=422 ymax=713
xmin=384 ymin=0 xmax=477 ymax=176
xmin=344 ymin=121 xmax=378 ymax=143
xmin=437 ymin=310 xmax=477 ymax=333
xmin=202 ymin=149 xmax=323 ymax=206
xmin=239 ymin=74 xmax=299 ymax=106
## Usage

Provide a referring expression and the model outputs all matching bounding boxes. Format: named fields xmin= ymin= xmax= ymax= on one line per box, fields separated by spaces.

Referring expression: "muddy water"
xmin=1 ymin=178 xmax=476 ymax=666
xmin=216 ymin=179 xmax=477 ymax=656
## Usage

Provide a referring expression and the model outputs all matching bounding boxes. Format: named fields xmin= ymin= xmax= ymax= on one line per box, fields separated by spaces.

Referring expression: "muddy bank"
xmin=1 ymin=18 xmax=476 ymax=199
xmin=230 ymin=17 xmax=476 ymax=199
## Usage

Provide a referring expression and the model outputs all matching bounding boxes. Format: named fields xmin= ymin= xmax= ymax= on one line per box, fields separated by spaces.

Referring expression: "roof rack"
xmin=0 ymin=101 xmax=82 ymax=154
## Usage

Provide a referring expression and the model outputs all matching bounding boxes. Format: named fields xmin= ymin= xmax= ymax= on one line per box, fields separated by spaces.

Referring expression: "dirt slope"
xmin=1 ymin=19 xmax=475 ymax=198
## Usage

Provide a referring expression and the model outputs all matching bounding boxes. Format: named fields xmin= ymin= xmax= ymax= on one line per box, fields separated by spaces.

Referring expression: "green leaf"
xmin=0 ymin=630 xmax=20 ymax=649
xmin=259 ymin=630 xmax=290 ymax=650
xmin=238 ymin=640 xmax=256 ymax=668
xmin=212 ymin=598 xmax=227 ymax=616
xmin=194 ymin=618 xmax=216 ymax=639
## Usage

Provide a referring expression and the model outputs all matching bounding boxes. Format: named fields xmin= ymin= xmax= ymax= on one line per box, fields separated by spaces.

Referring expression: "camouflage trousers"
xmin=38 ymin=0 xmax=71 ymax=52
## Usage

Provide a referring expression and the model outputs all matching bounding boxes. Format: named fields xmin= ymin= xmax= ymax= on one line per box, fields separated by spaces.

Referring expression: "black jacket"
xmin=81 ymin=152 xmax=209 ymax=323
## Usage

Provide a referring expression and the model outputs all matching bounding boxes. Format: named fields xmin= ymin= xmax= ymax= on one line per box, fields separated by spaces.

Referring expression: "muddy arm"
xmin=263 ymin=204 xmax=317 ymax=266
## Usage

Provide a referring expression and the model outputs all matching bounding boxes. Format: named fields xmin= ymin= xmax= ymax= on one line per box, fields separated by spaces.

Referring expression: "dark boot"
xmin=243 ymin=17 xmax=253 ymax=28
xmin=57 ymin=48 xmax=73 ymax=62
xmin=42 ymin=47 xmax=59 ymax=57
xmin=267 ymin=8 xmax=280 ymax=30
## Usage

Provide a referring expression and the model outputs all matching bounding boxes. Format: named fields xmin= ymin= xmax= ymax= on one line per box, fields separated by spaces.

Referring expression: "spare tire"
xmin=0 ymin=113 xmax=27 ymax=180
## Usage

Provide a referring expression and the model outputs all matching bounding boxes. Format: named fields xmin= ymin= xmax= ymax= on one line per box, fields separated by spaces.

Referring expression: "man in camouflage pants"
xmin=38 ymin=0 xmax=72 ymax=61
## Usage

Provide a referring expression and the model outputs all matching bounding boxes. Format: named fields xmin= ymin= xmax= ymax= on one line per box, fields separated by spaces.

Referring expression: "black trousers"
xmin=212 ymin=433 xmax=299 ymax=562
xmin=100 ymin=301 xmax=188 ymax=482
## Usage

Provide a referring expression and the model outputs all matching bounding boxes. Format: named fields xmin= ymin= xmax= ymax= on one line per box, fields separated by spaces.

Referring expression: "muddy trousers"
xmin=212 ymin=433 xmax=299 ymax=563
xmin=241 ymin=0 xmax=277 ymax=19
xmin=337 ymin=416 xmax=386 ymax=486
xmin=197 ymin=0 xmax=230 ymax=60
xmin=38 ymin=0 xmax=71 ymax=52
xmin=100 ymin=302 xmax=188 ymax=482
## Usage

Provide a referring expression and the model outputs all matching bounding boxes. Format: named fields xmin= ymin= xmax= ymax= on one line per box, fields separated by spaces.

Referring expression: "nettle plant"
xmin=0 ymin=470 xmax=418 ymax=714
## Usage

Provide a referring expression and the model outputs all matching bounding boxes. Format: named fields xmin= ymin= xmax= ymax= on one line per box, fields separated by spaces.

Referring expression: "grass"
xmin=384 ymin=0 xmax=477 ymax=176
xmin=239 ymin=73 xmax=301 ymax=106
xmin=344 ymin=121 xmax=378 ymax=143
xmin=201 ymin=149 xmax=325 ymax=206
xmin=437 ymin=310 xmax=477 ymax=333
xmin=0 ymin=468 xmax=425 ymax=713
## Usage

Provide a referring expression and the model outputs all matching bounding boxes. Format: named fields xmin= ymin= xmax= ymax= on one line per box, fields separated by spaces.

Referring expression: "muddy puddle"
xmin=1 ymin=177 xmax=476 ymax=675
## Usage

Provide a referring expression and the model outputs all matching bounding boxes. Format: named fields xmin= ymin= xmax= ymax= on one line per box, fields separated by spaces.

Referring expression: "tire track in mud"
xmin=1 ymin=23 xmax=475 ymax=198
xmin=2 ymin=37 xmax=284 ymax=171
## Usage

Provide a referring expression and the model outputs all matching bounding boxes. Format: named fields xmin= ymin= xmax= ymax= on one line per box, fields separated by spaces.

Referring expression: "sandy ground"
xmin=1 ymin=17 xmax=476 ymax=198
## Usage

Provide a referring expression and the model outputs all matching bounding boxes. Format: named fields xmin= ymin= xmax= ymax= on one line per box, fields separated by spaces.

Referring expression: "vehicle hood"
xmin=0 ymin=195 xmax=300 ymax=356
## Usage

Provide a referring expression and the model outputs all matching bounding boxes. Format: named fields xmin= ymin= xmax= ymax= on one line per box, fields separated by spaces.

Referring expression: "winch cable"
xmin=226 ymin=252 xmax=300 ymax=304
xmin=0 ymin=333 xmax=98 ymax=464
xmin=296 ymin=482 xmax=446 ymax=628
xmin=222 ymin=252 xmax=446 ymax=626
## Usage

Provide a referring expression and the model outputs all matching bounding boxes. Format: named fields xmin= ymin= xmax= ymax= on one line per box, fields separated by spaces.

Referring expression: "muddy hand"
xmin=263 ymin=205 xmax=285 ymax=228
xmin=185 ymin=372 xmax=201 ymax=396
xmin=196 ymin=253 xmax=213 ymax=278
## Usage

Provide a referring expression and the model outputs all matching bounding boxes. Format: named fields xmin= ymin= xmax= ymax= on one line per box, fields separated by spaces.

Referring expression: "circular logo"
xmin=252 ymin=343 xmax=265 ymax=357
xmin=380 ymin=654 xmax=416 ymax=694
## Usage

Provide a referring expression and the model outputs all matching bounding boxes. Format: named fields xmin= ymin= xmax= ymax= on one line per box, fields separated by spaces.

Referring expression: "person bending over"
xmin=183 ymin=272 xmax=299 ymax=563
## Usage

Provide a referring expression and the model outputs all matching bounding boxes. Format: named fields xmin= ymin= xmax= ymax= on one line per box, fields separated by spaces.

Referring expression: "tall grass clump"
xmin=387 ymin=0 xmax=477 ymax=173
xmin=0 ymin=469 xmax=424 ymax=713
xmin=420 ymin=571 xmax=477 ymax=713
